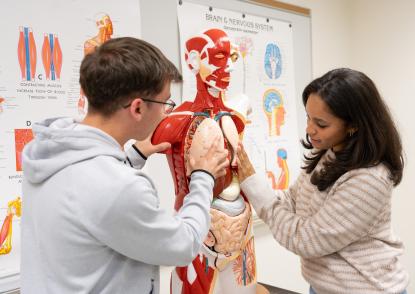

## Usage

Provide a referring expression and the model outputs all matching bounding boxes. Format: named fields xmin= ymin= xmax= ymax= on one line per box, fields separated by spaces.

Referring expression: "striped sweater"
xmin=241 ymin=149 xmax=409 ymax=294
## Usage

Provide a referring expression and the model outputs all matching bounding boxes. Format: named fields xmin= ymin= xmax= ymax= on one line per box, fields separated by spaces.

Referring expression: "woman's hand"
xmin=237 ymin=143 xmax=256 ymax=183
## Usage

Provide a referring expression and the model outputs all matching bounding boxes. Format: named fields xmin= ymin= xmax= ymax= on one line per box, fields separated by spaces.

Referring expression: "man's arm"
xmin=89 ymin=171 xmax=215 ymax=266
xmin=83 ymin=137 xmax=228 ymax=266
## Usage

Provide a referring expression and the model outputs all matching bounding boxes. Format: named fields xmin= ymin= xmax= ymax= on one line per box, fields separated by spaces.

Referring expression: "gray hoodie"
xmin=21 ymin=117 xmax=213 ymax=294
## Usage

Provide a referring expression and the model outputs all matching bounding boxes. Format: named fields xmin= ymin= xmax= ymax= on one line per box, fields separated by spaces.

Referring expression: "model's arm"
xmin=243 ymin=167 xmax=391 ymax=259
xmin=125 ymin=113 xmax=192 ymax=169
xmin=151 ymin=112 xmax=193 ymax=149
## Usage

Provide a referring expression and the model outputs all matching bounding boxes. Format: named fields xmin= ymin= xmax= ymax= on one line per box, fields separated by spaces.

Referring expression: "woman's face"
xmin=305 ymin=93 xmax=348 ymax=151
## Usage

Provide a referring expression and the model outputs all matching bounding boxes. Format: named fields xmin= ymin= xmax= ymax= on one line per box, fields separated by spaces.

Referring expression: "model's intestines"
xmin=209 ymin=201 xmax=251 ymax=253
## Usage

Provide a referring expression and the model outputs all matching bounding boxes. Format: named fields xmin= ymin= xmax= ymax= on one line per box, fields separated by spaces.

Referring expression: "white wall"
xmin=156 ymin=0 xmax=415 ymax=293
xmin=279 ymin=0 xmax=354 ymax=76
xmin=349 ymin=1 xmax=415 ymax=292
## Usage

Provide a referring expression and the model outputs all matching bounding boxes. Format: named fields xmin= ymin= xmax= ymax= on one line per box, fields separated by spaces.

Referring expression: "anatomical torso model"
xmin=152 ymin=29 xmax=267 ymax=294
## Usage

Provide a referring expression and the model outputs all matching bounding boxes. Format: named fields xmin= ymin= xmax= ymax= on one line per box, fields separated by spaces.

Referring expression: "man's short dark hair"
xmin=80 ymin=37 xmax=182 ymax=115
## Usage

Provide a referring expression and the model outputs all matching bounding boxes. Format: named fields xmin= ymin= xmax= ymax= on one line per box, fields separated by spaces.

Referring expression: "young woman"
xmin=238 ymin=68 xmax=409 ymax=294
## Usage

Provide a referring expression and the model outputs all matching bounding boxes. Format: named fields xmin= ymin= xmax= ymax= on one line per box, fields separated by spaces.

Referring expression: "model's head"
xmin=185 ymin=29 xmax=238 ymax=90
xmin=80 ymin=37 xmax=182 ymax=116
xmin=302 ymin=68 xmax=403 ymax=189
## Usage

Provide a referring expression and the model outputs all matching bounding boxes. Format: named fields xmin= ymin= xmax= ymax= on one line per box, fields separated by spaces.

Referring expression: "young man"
xmin=21 ymin=37 xmax=229 ymax=294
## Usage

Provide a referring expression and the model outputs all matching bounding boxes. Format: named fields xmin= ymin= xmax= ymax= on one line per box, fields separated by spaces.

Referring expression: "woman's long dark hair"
xmin=301 ymin=68 xmax=404 ymax=191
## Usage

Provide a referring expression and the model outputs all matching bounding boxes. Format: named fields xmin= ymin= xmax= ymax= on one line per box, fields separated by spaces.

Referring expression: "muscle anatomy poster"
xmin=0 ymin=0 xmax=140 ymax=289
xmin=178 ymin=2 xmax=301 ymax=194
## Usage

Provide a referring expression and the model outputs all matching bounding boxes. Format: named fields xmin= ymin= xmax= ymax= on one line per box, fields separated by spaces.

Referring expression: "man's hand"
xmin=188 ymin=135 xmax=229 ymax=179
xmin=236 ymin=143 xmax=255 ymax=183
xmin=134 ymin=134 xmax=171 ymax=158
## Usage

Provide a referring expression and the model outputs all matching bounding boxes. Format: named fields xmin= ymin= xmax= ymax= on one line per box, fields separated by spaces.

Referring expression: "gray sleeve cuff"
xmin=190 ymin=169 xmax=215 ymax=182
xmin=189 ymin=171 xmax=215 ymax=202
xmin=125 ymin=145 xmax=146 ymax=169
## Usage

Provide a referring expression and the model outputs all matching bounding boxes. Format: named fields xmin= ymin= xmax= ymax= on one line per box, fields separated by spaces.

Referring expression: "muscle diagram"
xmin=0 ymin=197 xmax=22 ymax=255
xmin=14 ymin=128 xmax=34 ymax=171
xmin=152 ymin=29 xmax=269 ymax=294
xmin=42 ymin=33 xmax=63 ymax=81
xmin=84 ymin=13 xmax=113 ymax=55
xmin=18 ymin=26 xmax=37 ymax=81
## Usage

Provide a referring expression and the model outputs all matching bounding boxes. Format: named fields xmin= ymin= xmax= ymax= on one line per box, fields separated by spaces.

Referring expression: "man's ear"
xmin=129 ymin=98 xmax=143 ymax=120
xmin=186 ymin=50 xmax=200 ymax=74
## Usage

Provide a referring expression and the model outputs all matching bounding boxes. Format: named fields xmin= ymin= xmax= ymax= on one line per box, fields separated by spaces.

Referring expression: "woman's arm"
xmin=237 ymin=144 xmax=302 ymax=216
xmin=255 ymin=168 xmax=391 ymax=258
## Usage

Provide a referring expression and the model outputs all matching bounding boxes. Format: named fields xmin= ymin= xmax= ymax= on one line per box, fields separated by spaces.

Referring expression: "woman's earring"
xmin=348 ymin=129 xmax=355 ymax=137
